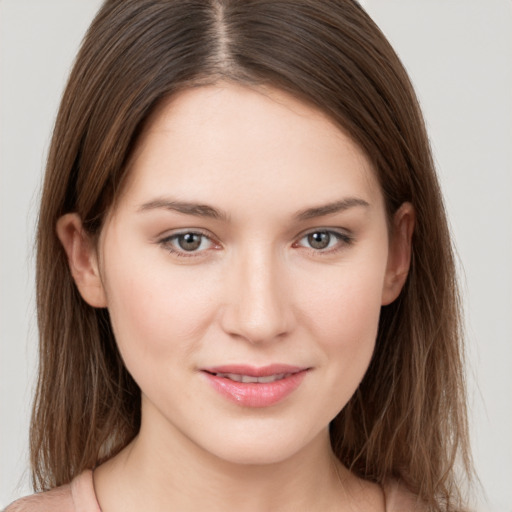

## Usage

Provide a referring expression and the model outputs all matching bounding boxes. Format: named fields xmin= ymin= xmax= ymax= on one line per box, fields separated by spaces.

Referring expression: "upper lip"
xmin=201 ymin=364 xmax=308 ymax=377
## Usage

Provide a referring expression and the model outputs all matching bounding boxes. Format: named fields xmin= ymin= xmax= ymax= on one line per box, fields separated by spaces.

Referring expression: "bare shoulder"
xmin=384 ymin=480 xmax=428 ymax=512
xmin=3 ymin=484 xmax=74 ymax=512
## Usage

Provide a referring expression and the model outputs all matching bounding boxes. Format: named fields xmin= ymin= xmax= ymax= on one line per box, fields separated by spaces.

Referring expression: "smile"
xmin=201 ymin=365 xmax=309 ymax=408
xmin=211 ymin=372 xmax=291 ymax=383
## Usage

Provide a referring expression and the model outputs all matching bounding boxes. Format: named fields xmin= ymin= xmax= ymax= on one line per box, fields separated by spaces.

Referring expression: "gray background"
xmin=1 ymin=1 xmax=511 ymax=510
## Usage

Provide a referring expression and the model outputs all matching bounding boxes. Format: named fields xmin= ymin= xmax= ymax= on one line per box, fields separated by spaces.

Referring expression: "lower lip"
xmin=203 ymin=371 xmax=308 ymax=408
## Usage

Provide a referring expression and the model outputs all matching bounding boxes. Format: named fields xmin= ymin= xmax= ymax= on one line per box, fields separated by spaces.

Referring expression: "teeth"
xmin=258 ymin=373 xmax=287 ymax=383
xmin=258 ymin=374 xmax=286 ymax=383
xmin=215 ymin=372 xmax=289 ymax=383
xmin=241 ymin=375 xmax=259 ymax=383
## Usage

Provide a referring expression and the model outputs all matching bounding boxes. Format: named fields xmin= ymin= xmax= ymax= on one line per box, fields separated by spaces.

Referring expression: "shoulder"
xmin=3 ymin=470 xmax=99 ymax=512
xmin=3 ymin=484 xmax=74 ymax=512
xmin=384 ymin=480 xmax=428 ymax=512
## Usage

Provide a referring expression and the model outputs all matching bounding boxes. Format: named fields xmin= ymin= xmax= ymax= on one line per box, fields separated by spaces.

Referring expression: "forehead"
xmin=118 ymin=82 xmax=383 ymax=218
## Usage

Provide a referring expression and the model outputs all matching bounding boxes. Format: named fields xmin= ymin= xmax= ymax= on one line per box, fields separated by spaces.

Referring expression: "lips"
xmin=201 ymin=364 xmax=309 ymax=408
xmin=212 ymin=372 xmax=291 ymax=383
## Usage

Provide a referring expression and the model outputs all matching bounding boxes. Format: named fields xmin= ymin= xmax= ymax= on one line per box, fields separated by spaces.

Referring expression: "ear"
xmin=56 ymin=213 xmax=107 ymax=308
xmin=381 ymin=202 xmax=415 ymax=306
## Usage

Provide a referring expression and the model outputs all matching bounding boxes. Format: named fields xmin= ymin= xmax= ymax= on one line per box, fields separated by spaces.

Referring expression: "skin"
xmin=57 ymin=82 xmax=414 ymax=511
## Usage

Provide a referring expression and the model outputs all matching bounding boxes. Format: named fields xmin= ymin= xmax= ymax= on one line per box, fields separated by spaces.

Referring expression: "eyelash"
xmin=159 ymin=230 xmax=220 ymax=258
xmin=293 ymin=229 xmax=353 ymax=254
xmin=158 ymin=229 xmax=353 ymax=258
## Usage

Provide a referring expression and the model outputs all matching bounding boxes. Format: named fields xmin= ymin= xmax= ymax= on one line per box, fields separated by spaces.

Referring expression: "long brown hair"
xmin=32 ymin=1 xmax=472 ymax=510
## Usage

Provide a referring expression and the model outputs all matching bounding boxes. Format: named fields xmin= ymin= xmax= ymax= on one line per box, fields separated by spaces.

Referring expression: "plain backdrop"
xmin=1 ymin=1 xmax=511 ymax=510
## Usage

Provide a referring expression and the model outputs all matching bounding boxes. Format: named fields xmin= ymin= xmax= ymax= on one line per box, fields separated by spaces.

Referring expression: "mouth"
xmin=201 ymin=365 xmax=309 ymax=408
xmin=207 ymin=372 xmax=294 ymax=384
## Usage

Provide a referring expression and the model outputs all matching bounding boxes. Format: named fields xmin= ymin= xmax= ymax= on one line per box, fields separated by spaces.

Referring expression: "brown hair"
xmin=32 ymin=1 xmax=472 ymax=510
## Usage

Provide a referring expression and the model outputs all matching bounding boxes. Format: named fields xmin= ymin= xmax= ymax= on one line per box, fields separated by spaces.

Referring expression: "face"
xmin=63 ymin=82 xmax=412 ymax=466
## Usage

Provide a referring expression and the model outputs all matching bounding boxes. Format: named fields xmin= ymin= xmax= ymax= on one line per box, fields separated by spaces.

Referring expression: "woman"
xmin=6 ymin=0 xmax=472 ymax=511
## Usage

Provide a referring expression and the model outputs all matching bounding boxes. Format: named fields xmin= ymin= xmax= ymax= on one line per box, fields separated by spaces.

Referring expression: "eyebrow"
xmin=294 ymin=197 xmax=370 ymax=221
xmin=138 ymin=198 xmax=229 ymax=221
xmin=137 ymin=196 xmax=369 ymax=222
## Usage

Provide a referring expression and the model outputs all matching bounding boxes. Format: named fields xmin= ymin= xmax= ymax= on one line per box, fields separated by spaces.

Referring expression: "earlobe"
xmin=381 ymin=202 xmax=415 ymax=306
xmin=56 ymin=213 xmax=107 ymax=308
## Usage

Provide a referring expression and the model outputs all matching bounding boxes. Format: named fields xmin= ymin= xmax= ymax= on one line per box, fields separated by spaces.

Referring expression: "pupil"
xmin=308 ymin=232 xmax=330 ymax=250
xmin=179 ymin=233 xmax=202 ymax=251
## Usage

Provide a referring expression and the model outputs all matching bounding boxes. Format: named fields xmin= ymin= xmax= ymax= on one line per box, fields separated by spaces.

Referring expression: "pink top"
xmin=4 ymin=471 xmax=100 ymax=512
xmin=4 ymin=470 xmax=423 ymax=511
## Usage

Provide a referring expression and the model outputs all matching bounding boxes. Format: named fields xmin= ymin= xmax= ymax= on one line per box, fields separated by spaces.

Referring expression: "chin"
xmin=209 ymin=441 xmax=306 ymax=467
xmin=191 ymin=418 xmax=330 ymax=468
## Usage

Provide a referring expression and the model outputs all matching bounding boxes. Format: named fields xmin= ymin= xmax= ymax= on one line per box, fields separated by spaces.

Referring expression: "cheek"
xmin=300 ymin=262 xmax=384 ymax=347
xmin=100 ymin=247 xmax=218 ymax=374
xmin=295 ymin=259 xmax=386 ymax=406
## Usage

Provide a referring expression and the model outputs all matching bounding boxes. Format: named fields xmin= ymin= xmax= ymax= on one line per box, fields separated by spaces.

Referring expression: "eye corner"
xmin=157 ymin=229 xmax=222 ymax=258
xmin=293 ymin=228 xmax=354 ymax=254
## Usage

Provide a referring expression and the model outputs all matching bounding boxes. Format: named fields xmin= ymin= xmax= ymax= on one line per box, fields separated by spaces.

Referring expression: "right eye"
xmin=159 ymin=231 xmax=219 ymax=257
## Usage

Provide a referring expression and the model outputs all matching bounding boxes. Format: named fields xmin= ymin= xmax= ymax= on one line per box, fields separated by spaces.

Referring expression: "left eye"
xmin=162 ymin=232 xmax=215 ymax=254
xmin=296 ymin=230 xmax=349 ymax=251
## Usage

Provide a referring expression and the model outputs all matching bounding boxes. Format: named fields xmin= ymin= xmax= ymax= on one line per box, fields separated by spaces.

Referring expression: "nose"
xmin=219 ymin=247 xmax=294 ymax=344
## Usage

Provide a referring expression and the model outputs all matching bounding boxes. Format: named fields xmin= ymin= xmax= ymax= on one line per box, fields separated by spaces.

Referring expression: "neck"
xmin=94 ymin=408 xmax=352 ymax=512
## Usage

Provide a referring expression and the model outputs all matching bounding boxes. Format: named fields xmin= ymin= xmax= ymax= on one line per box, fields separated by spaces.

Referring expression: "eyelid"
xmin=292 ymin=228 xmax=354 ymax=253
xmin=156 ymin=227 xmax=352 ymax=258
xmin=158 ymin=228 xmax=221 ymax=257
